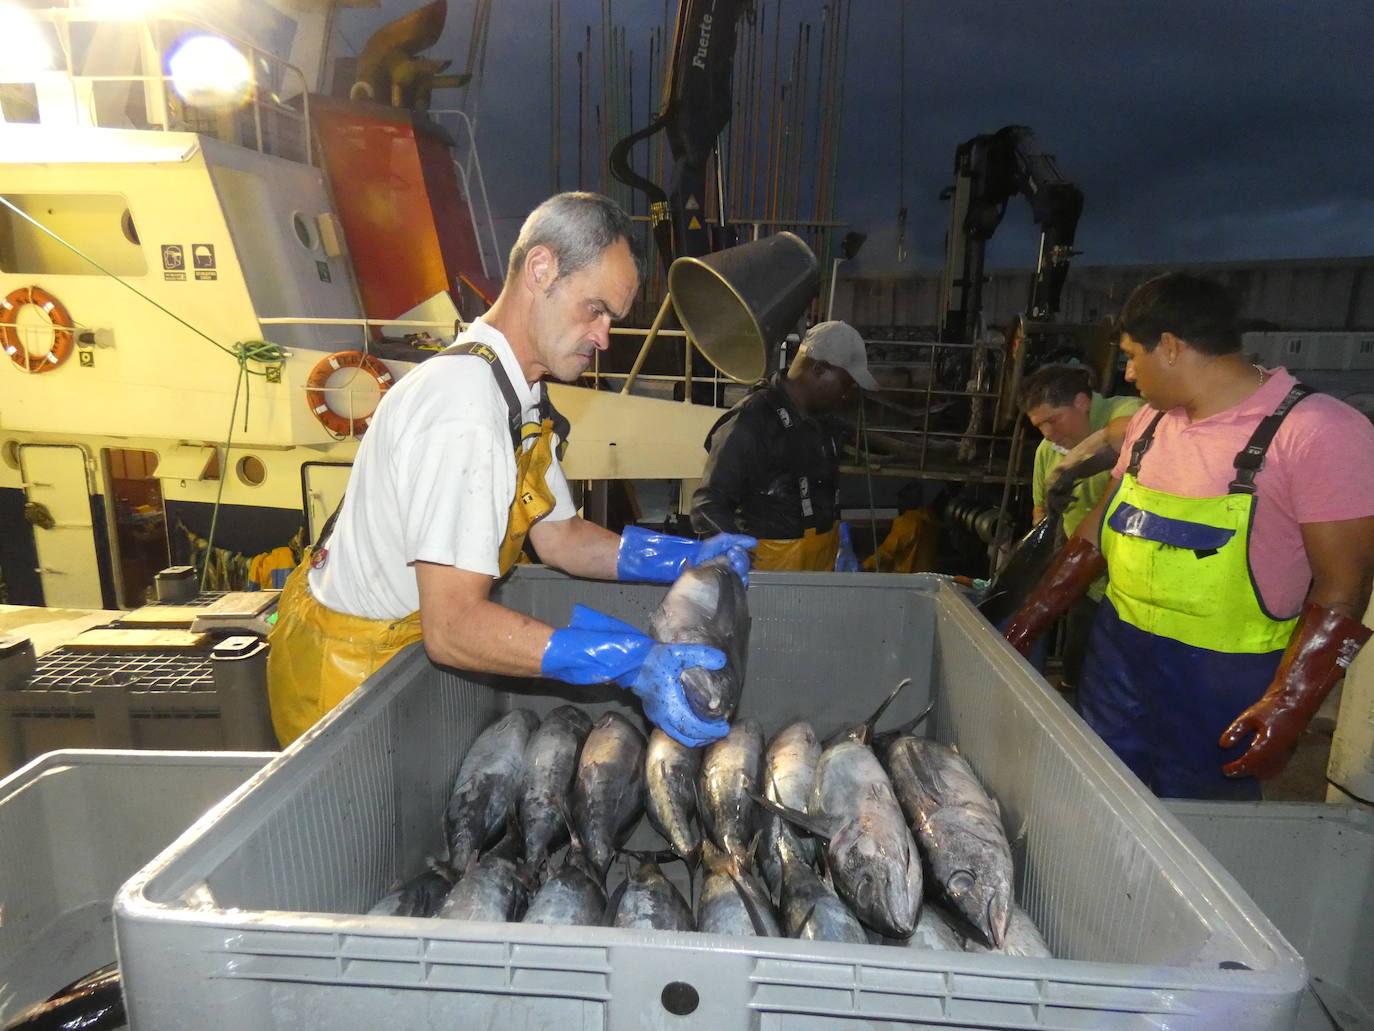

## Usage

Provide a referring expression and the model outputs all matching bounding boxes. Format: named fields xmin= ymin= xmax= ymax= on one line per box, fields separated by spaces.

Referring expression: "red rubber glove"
xmin=1220 ymin=602 xmax=1371 ymax=779
xmin=1002 ymin=536 xmax=1106 ymax=657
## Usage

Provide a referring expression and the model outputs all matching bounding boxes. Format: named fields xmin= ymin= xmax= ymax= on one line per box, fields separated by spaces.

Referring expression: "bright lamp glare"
xmin=0 ymin=4 xmax=53 ymax=78
xmin=168 ymin=35 xmax=252 ymax=108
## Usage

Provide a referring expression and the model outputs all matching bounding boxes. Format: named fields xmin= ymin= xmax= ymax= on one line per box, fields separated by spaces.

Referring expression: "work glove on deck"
xmin=1001 ymin=536 xmax=1106 ymax=656
xmin=540 ymin=604 xmax=731 ymax=747
xmin=1220 ymin=602 xmax=1371 ymax=779
xmin=616 ymin=525 xmax=757 ymax=584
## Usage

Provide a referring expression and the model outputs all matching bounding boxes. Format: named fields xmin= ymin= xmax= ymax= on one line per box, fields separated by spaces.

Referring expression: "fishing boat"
xmin=0 ymin=0 xmax=731 ymax=611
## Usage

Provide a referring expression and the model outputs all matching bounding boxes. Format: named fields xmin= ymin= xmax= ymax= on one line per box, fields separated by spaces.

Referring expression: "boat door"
xmin=18 ymin=444 xmax=105 ymax=608
xmin=302 ymin=462 xmax=352 ymax=546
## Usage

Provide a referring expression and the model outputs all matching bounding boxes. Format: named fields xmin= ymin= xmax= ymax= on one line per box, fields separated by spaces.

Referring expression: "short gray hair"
xmin=505 ymin=192 xmax=645 ymax=289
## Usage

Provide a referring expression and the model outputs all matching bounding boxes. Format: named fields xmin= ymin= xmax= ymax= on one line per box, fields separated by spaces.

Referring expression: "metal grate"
xmin=24 ymin=649 xmax=214 ymax=694
xmin=142 ymin=591 xmax=228 ymax=608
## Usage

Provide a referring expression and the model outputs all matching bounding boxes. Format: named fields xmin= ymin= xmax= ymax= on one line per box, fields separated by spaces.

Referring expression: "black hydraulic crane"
xmin=609 ymin=0 xmax=752 ymax=271
xmin=939 ymin=125 xmax=1084 ymax=350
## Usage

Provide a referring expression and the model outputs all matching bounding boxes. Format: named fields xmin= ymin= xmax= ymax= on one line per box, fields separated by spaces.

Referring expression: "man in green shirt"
xmin=1018 ymin=364 xmax=1144 ymax=687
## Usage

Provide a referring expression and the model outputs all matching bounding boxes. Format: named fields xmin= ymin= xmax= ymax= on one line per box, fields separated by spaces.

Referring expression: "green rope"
xmin=857 ymin=397 xmax=883 ymax=573
xmin=0 ymin=196 xmax=292 ymax=586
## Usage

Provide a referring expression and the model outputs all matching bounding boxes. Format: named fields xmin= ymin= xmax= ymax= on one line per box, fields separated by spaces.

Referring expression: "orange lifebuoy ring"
xmin=1 ymin=285 xmax=75 ymax=373
xmin=305 ymin=350 xmax=393 ymax=437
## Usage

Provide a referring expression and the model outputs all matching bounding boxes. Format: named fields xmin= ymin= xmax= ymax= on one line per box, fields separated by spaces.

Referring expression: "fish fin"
xmin=727 ymin=869 xmax=775 ymax=937
xmin=744 ymin=829 xmax=765 ymax=875
xmin=425 ymin=855 xmax=457 ymax=885
xmin=746 ymin=788 xmax=831 ymax=841
xmin=859 ymin=677 xmax=913 ymax=745
xmin=797 ymin=901 xmax=819 ymax=937
xmin=816 ymin=844 xmax=835 ymax=890
xmin=556 ymin=794 xmax=584 ymax=854
xmin=624 ymin=846 xmax=683 ymax=867
xmin=603 ymin=877 xmax=628 ymax=927
xmin=876 ymin=699 xmax=937 ymax=749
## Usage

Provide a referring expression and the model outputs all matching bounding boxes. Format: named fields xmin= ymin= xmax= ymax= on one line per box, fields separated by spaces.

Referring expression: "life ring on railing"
xmin=305 ymin=350 xmax=393 ymax=437
xmin=1 ymin=285 xmax=75 ymax=373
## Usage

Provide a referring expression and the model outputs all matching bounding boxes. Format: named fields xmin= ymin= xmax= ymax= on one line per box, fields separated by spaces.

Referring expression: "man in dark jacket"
xmin=690 ymin=321 xmax=878 ymax=570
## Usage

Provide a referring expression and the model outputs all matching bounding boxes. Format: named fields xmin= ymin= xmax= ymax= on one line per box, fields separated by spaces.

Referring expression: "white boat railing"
xmin=429 ymin=108 xmax=505 ymax=283
xmin=254 ymin=316 xmax=744 ymax=404
xmin=5 ymin=6 xmax=312 ymax=164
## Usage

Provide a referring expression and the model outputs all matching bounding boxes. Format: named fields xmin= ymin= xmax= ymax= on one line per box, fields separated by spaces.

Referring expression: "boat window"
xmin=291 ymin=212 xmax=316 ymax=250
xmin=236 ymin=455 xmax=266 ymax=487
xmin=0 ymin=193 xmax=147 ymax=276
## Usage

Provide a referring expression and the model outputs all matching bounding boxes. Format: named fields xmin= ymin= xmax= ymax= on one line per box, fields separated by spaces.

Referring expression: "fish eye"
xmin=949 ymin=870 xmax=976 ymax=896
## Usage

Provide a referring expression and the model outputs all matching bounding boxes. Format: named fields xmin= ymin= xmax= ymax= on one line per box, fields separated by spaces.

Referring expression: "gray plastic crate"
xmin=0 ymin=749 xmax=271 ymax=1023
xmin=115 ymin=569 xmax=1306 ymax=1030
xmin=0 ymin=636 xmax=276 ymax=775
xmin=1165 ymin=799 xmax=1374 ymax=1031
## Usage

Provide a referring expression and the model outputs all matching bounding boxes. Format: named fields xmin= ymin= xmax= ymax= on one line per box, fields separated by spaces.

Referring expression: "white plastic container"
xmin=0 ymin=749 xmax=270 ymax=1022
xmin=115 ymin=570 xmax=1305 ymax=1030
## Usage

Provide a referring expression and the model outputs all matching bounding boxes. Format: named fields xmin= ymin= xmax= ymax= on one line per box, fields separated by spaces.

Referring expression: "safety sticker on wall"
xmin=193 ymin=244 xmax=217 ymax=281
xmin=162 ymin=244 xmax=185 ymax=281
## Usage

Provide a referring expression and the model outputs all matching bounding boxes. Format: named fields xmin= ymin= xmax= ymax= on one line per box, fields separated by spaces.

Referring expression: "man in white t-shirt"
xmin=267 ymin=193 xmax=754 ymax=748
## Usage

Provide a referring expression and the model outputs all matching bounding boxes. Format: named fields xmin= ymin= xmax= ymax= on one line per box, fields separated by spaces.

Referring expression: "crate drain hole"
xmin=661 ymin=981 xmax=699 ymax=1015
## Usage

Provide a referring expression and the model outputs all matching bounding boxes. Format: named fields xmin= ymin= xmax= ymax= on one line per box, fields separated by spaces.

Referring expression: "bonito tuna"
xmin=698 ymin=718 xmax=764 ymax=865
xmin=519 ymin=705 xmax=594 ymax=873
xmin=606 ymin=854 xmax=694 ymax=931
xmin=759 ymin=720 xmax=821 ymax=898
xmin=755 ymin=680 xmax=923 ymax=938
xmin=444 ymin=709 xmax=540 ymax=872
xmin=571 ymin=712 xmax=647 ymax=878
xmin=645 ymin=728 xmax=703 ymax=867
xmin=879 ymin=734 xmax=1013 ymax=949
xmin=522 ymin=847 xmax=607 ymax=927
xmin=649 ymin=555 xmax=750 ymax=720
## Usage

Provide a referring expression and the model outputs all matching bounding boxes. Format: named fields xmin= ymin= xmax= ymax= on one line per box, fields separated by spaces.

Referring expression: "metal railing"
xmin=429 ymin=108 xmax=504 ymax=283
xmin=10 ymin=7 xmax=312 ymax=164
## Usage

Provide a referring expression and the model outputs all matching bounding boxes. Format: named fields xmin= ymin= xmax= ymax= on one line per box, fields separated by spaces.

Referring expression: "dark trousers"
xmin=1078 ymin=600 xmax=1282 ymax=800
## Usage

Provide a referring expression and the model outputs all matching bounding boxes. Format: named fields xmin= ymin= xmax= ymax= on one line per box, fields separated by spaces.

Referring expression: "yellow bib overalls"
xmin=266 ymin=343 xmax=568 ymax=746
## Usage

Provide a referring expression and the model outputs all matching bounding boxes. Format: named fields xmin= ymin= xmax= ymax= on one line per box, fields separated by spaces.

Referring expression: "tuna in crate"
xmin=115 ymin=568 xmax=1306 ymax=1031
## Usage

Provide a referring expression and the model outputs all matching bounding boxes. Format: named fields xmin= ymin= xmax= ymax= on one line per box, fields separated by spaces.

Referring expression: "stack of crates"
xmin=115 ymin=569 xmax=1306 ymax=1030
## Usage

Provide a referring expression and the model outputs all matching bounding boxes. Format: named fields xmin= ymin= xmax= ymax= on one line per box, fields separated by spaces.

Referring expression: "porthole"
xmin=236 ymin=454 xmax=266 ymax=486
xmin=292 ymin=211 xmax=316 ymax=249
xmin=121 ymin=209 xmax=141 ymax=245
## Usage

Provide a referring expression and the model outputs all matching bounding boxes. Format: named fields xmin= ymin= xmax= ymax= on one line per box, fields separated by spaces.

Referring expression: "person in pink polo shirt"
xmin=1002 ymin=272 xmax=1374 ymax=799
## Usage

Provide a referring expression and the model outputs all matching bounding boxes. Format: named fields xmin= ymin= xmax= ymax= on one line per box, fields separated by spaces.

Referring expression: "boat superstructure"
xmin=0 ymin=0 xmax=723 ymax=610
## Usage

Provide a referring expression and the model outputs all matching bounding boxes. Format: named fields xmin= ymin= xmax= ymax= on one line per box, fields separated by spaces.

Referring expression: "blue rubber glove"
xmin=834 ymin=521 xmax=860 ymax=573
xmin=541 ymin=608 xmax=653 ymax=686
xmin=540 ymin=605 xmax=730 ymax=746
xmin=632 ymin=643 xmax=731 ymax=747
xmin=616 ymin=525 xmax=758 ymax=584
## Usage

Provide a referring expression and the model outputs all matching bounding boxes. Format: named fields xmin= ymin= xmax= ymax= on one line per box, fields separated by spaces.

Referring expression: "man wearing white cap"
xmin=691 ymin=320 xmax=879 ymax=571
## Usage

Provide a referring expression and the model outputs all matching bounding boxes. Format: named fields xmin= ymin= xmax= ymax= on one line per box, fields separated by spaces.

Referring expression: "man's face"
xmin=1119 ymin=331 xmax=1172 ymax=409
xmin=528 ymin=239 xmax=640 ymax=383
xmin=811 ymin=361 xmax=860 ymax=414
xmin=1026 ymin=393 xmax=1092 ymax=449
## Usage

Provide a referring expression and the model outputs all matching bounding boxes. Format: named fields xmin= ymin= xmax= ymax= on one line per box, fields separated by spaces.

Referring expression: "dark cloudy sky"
xmin=338 ymin=1 xmax=1374 ymax=275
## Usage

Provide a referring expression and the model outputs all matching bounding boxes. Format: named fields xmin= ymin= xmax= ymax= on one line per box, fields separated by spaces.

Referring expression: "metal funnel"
xmin=667 ymin=232 xmax=820 ymax=383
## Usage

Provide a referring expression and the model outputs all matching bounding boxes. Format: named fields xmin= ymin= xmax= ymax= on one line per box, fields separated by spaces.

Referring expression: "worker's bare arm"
xmin=529 ymin=515 xmax=621 ymax=580
xmin=414 ymin=561 xmax=552 ymax=674
xmin=1302 ymin=516 xmax=1374 ymax=621
xmin=1102 ymin=416 xmax=1135 ymax=453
